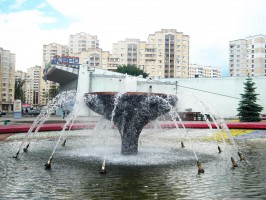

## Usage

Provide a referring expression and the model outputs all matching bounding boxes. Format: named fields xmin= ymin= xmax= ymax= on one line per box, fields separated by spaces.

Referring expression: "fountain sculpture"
xmin=84 ymin=92 xmax=177 ymax=155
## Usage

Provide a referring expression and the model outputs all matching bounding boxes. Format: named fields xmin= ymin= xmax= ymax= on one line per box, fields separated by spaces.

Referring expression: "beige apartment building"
xmin=25 ymin=65 xmax=48 ymax=107
xmin=147 ymin=29 xmax=189 ymax=79
xmin=112 ymin=29 xmax=189 ymax=79
xmin=43 ymin=42 xmax=68 ymax=67
xmin=229 ymin=35 xmax=266 ymax=77
xmin=189 ymin=64 xmax=221 ymax=78
xmin=69 ymin=32 xmax=99 ymax=55
xmin=42 ymin=43 xmax=62 ymax=104
xmin=112 ymin=38 xmax=147 ymax=69
xmin=73 ymin=48 xmax=118 ymax=71
xmin=15 ymin=70 xmax=27 ymax=80
xmin=45 ymin=30 xmax=189 ymax=80
xmin=16 ymin=67 xmax=53 ymax=108
xmin=0 ymin=47 xmax=15 ymax=112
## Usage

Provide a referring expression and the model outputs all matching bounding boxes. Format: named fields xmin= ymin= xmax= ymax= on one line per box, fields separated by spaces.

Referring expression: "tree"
xmin=115 ymin=64 xmax=149 ymax=78
xmin=237 ymin=76 xmax=263 ymax=122
xmin=48 ymin=85 xmax=59 ymax=100
xmin=14 ymin=78 xmax=26 ymax=102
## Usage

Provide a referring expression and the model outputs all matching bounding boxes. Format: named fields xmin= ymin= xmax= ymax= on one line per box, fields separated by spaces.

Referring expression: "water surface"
xmin=0 ymin=129 xmax=265 ymax=199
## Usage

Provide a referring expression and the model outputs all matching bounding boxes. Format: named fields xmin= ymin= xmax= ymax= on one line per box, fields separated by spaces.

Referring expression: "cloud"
xmin=0 ymin=9 xmax=69 ymax=70
xmin=9 ymin=0 xmax=27 ymax=9
xmin=1 ymin=0 xmax=266 ymax=74
xmin=37 ymin=3 xmax=46 ymax=9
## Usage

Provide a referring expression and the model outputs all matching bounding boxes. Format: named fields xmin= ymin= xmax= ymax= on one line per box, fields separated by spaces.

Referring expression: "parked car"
xmin=28 ymin=109 xmax=41 ymax=116
xmin=0 ymin=110 xmax=7 ymax=116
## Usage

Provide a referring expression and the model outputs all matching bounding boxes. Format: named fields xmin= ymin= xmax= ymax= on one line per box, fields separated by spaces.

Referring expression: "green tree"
xmin=237 ymin=76 xmax=263 ymax=122
xmin=14 ymin=78 xmax=26 ymax=102
xmin=48 ymin=86 xmax=59 ymax=100
xmin=115 ymin=64 xmax=149 ymax=78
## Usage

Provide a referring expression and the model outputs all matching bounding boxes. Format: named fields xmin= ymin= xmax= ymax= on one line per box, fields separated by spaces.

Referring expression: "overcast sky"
xmin=0 ymin=0 xmax=266 ymax=75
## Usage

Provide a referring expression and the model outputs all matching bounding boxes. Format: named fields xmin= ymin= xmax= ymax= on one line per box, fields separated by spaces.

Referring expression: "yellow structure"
xmin=229 ymin=35 xmax=266 ymax=77
xmin=68 ymin=32 xmax=99 ymax=55
xmin=112 ymin=29 xmax=190 ymax=79
xmin=189 ymin=64 xmax=221 ymax=78
xmin=43 ymin=42 xmax=68 ymax=67
xmin=0 ymin=47 xmax=15 ymax=112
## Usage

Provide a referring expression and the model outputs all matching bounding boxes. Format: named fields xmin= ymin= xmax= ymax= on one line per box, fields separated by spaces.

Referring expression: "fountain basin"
xmin=84 ymin=92 xmax=177 ymax=155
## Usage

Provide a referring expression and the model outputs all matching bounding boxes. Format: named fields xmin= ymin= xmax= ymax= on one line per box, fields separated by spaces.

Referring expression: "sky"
xmin=0 ymin=0 xmax=266 ymax=76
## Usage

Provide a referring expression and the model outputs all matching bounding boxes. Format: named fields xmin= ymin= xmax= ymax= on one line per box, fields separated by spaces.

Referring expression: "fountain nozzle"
xmin=231 ymin=157 xmax=238 ymax=168
xmin=62 ymin=140 xmax=66 ymax=147
xmin=13 ymin=151 xmax=20 ymax=159
xmin=218 ymin=146 xmax=222 ymax=153
xmin=45 ymin=156 xmax=53 ymax=170
xmin=181 ymin=141 xmax=185 ymax=148
xmin=99 ymin=160 xmax=106 ymax=174
xmin=238 ymin=151 xmax=245 ymax=161
xmin=23 ymin=143 xmax=30 ymax=152
xmin=197 ymin=161 xmax=205 ymax=174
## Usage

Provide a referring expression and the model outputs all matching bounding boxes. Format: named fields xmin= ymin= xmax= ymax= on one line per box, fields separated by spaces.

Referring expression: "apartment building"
xmin=229 ymin=35 xmax=266 ymax=77
xmin=189 ymin=64 xmax=221 ymax=78
xmin=42 ymin=43 xmax=62 ymax=104
xmin=112 ymin=29 xmax=189 ymax=79
xmin=25 ymin=65 xmax=48 ymax=107
xmin=74 ymin=48 xmax=116 ymax=70
xmin=0 ymin=47 xmax=15 ymax=112
xmin=15 ymin=70 xmax=27 ymax=80
xmin=44 ymin=30 xmax=189 ymax=80
xmin=112 ymin=39 xmax=146 ymax=69
xmin=68 ymin=32 xmax=99 ymax=55
xmin=146 ymin=29 xmax=189 ymax=79
xmin=43 ymin=42 xmax=69 ymax=67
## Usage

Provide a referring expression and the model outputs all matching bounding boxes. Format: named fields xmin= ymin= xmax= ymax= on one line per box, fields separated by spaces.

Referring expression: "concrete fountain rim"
xmin=85 ymin=92 xmax=172 ymax=97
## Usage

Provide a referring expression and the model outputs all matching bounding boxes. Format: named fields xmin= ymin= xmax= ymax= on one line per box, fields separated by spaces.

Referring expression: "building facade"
xmin=146 ymin=29 xmax=189 ymax=79
xmin=43 ymin=42 xmax=69 ymax=67
xmin=111 ymin=29 xmax=190 ymax=79
xmin=26 ymin=65 xmax=47 ymax=107
xmin=44 ymin=30 xmax=190 ymax=81
xmin=229 ymin=35 xmax=266 ymax=77
xmin=112 ymin=38 xmax=146 ymax=68
xmin=68 ymin=32 xmax=99 ymax=55
xmin=74 ymin=48 xmax=115 ymax=70
xmin=0 ymin=47 xmax=15 ymax=112
xmin=189 ymin=64 xmax=221 ymax=78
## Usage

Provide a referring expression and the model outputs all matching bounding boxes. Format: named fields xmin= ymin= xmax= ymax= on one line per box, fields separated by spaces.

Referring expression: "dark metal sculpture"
xmin=85 ymin=92 xmax=177 ymax=155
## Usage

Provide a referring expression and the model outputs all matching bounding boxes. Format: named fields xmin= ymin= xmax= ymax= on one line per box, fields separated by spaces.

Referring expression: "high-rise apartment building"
xmin=43 ymin=42 xmax=69 ymax=67
xmin=189 ymin=64 xmax=221 ymax=78
xmin=112 ymin=39 xmax=146 ymax=68
xmin=111 ymin=29 xmax=189 ymax=79
xmin=42 ymin=43 xmax=62 ymax=104
xmin=229 ymin=35 xmax=266 ymax=77
xmin=74 ymin=48 xmax=115 ymax=70
xmin=26 ymin=65 xmax=47 ymax=107
xmin=0 ymin=47 xmax=15 ymax=112
xmin=15 ymin=70 xmax=27 ymax=80
xmin=68 ymin=32 xmax=99 ymax=55
xmin=146 ymin=29 xmax=189 ymax=79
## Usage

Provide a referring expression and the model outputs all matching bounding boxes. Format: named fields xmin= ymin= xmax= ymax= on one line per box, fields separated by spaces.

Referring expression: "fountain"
xmin=4 ymin=87 xmax=266 ymax=199
xmin=84 ymin=92 xmax=177 ymax=155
